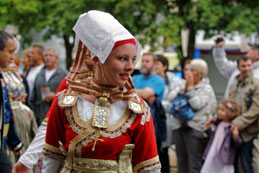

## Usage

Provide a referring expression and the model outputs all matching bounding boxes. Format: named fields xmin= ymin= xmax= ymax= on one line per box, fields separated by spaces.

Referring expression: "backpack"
xmin=170 ymin=93 xmax=195 ymax=122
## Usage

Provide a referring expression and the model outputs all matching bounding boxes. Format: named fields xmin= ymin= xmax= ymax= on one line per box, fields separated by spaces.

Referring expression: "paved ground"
xmin=169 ymin=145 xmax=178 ymax=173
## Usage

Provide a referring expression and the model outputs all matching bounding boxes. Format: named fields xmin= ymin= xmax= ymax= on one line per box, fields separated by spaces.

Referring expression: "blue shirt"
xmin=132 ymin=73 xmax=165 ymax=100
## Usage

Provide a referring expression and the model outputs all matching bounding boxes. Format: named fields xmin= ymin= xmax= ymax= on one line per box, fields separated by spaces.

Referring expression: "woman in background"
xmin=21 ymin=49 xmax=31 ymax=77
xmin=155 ymin=54 xmax=183 ymax=173
xmin=2 ymin=40 xmax=37 ymax=167
xmin=170 ymin=59 xmax=217 ymax=173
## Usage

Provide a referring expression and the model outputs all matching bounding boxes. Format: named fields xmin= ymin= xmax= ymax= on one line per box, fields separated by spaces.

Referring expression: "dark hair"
xmin=156 ymin=54 xmax=169 ymax=71
xmin=0 ymin=30 xmax=13 ymax=50
xmin=32 ymin=44 xmax=45 ymax=56
xmin=180 ymin=57 xmax=192 ymax=70
xmin=236 ymin=55 xmax=251 ymax=66
xmin=182 ymin=59 xmax=192 ymax=79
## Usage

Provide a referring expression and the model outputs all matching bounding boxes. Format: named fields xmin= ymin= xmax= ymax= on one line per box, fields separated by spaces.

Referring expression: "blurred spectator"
xmin=133 ymin=52 xmax=165 ymax=102
xmin=212 ymin=35 xmax=259 ymax=98
xmin=171 ymin=59 xmax=217 ymax=173
xmin=0 ymin=30 xmax=23 ymax=173
xmin=21 ymin=49 xmax=32 ymax=77
xmin=228 ymin=56 xmax=259 ymax=173
xmin=201 ymin=99 xmax=241 ymax=173
xmin=154 ymin=54 xmax=183 ymax=172
xmin=1 ymin=38 xmax=37 ymax=167
xmin=30 ymin=48 xmax=67 ymax=125
xmin=253 ymin=125 xmax=259 ymax=173
xmin=26 ymin=44 xmax=44 ymax=102
xmin=132 ymin=52 xmax=166 ymax=172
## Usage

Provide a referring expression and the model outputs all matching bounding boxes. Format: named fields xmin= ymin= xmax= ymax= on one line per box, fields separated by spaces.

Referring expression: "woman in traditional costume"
xmin=2 ymin=39 xmax=38 ymax=165
xmin=42 ymin=10 xmax=161 ymax=173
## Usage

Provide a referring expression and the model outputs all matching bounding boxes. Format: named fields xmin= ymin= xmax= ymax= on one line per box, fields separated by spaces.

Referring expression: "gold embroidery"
xmin=133 ymin=156 xmax=161 ymax=173
xmin=100 ymin=112 xmax=136 ymax=139
xmin=43 ymin=143 xmax=63 ymax=154
xmin=90 ymin=129 xmax=104 ymax=151
xmin=43 ymin=143 xmax=65 ymax=160
xmin=128 ymin=100 xmax=142 ymax=114
xmin=140 ymin=100 xmax=151 ymax=125
xmin=64 ymin=101 xmax=137 ymax=157
xmin=73 ymin=157 xmax=118 ymax=172
xmin=118 ymin=144 xmax=135 ymax=173
xmin=61 ymin=129 xmax=97 ymax=172
xmin=3 ymin=124 xmax=10 ymax=137
xmin=59 ymin=93 xmax=78 ymax=107
xmin=128 ymin=94 xmax=143 ymax=114
xmin=61 ymin=145 xmax=135 ymax=172
xmin=69 ymin=103 xmax=134 ymax=133
xmin=92 ymin=98 xmax=110 ymax=128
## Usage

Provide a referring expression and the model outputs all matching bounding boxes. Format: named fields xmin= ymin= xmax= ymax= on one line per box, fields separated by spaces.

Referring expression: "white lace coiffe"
xmin=73 ymin=10 xmax=141 ymax=64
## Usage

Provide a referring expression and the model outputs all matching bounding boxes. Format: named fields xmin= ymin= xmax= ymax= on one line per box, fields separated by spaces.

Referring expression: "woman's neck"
xmin=94 ymin=66 xmax=115 ymax=87
xmin=80 ymin=93 xmax=96 ymax=104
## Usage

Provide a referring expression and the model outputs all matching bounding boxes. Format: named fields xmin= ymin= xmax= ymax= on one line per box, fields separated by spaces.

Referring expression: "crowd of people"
xmin=0 ymin=10 xmax=258 ymax=173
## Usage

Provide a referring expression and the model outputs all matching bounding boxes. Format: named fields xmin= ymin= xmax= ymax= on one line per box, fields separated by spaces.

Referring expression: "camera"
xmin=215 ymin=37 xmax=223 ymax=43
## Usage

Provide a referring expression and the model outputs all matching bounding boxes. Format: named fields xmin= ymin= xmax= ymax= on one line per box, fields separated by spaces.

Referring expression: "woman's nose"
xmin=126 ymin=60 xmax=134 ymax=71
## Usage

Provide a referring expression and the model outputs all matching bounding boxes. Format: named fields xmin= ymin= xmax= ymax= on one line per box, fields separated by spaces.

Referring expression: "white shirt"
xmin=26 ymin=64 xmax=44 ymax=100
xmin=45 ymin=69 xmax=56 ymax=82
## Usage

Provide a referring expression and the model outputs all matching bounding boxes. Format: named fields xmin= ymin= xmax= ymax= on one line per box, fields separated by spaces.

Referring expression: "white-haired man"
xmin=30 ymin=48 xmax=67 ymax=126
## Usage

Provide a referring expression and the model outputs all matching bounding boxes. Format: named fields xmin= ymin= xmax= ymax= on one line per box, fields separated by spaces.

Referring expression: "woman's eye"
xmin=132 ymin=58 xmax=136 ymax=64
xmin=119 ymin=57 xmax=126 ymax=61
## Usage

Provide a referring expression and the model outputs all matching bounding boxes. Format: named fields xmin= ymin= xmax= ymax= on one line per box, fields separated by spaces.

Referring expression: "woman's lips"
xmin=120 ymin=74 xmax=129 ymax=80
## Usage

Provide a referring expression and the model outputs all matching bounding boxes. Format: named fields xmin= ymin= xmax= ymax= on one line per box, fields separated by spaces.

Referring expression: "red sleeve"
xmin=42 ymin=96 xmax=67 ymax=160
xmin=131 ymin=114 xmax=161 ymax=172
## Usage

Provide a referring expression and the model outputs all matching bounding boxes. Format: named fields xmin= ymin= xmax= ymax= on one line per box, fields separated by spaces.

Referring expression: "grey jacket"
xmin=212 ymin=46 xmax=259 ymax=98
xmin=229 ymin=75 xmax=259 ymax=142
xmin=171 ymin=78 xmax=217 ymax=132
xmin=30 ymin=66 xmax=67 ymax=125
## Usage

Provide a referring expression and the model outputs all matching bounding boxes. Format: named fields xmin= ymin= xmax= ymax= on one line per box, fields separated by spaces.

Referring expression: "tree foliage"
xmin=0 ymin=0 xmax=258 ymax=68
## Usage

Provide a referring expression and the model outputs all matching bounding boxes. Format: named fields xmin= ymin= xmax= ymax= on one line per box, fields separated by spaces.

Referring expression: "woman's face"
xmin=190 ymin=68 xmax=200 ymax=82
xmin=101 ymin=43 xmax=137 ymax=88
xmin=183 ymin=63 xmax=191 ymax=79
xmin=155 ymin=61 xmax=166 ymax=76
xmin=21 ymin=54 xmax=30 ymax=67
xmin=189 ymin=67 xmax=202 ymax=85
xmin=217 ymin=104 xmax=229 ymax=122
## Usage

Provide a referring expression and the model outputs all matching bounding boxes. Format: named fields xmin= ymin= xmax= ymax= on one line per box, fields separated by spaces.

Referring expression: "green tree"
xmin=1 ymin=0 xmax=258 ymax=68
xmin=165 ymin=0 xmax=259 ymax=58
xmin=1 ymin=0 xmax=169 ymax=69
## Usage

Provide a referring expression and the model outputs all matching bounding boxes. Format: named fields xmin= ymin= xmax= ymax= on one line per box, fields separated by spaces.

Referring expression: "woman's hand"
xmin=184 ymin=70 xmax=194 ymax=91
xmin=12 ymin=162 xmax=29 ymax=173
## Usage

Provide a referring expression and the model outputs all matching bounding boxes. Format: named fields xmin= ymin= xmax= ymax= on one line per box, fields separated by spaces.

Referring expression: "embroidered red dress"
xmin=43 ymin=89 xmax=160 ymax=172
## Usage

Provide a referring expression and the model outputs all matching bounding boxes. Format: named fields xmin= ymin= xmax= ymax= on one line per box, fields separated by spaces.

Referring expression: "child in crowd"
xmin=201 ymin=99 xmax=242 ymax=173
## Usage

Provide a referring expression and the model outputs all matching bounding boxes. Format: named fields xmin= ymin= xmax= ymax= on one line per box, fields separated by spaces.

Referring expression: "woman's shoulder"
xmin=56 ymin=89 xmax=79 ymax=108
xmin=128 ymin=94 xmax=152 ymax=125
